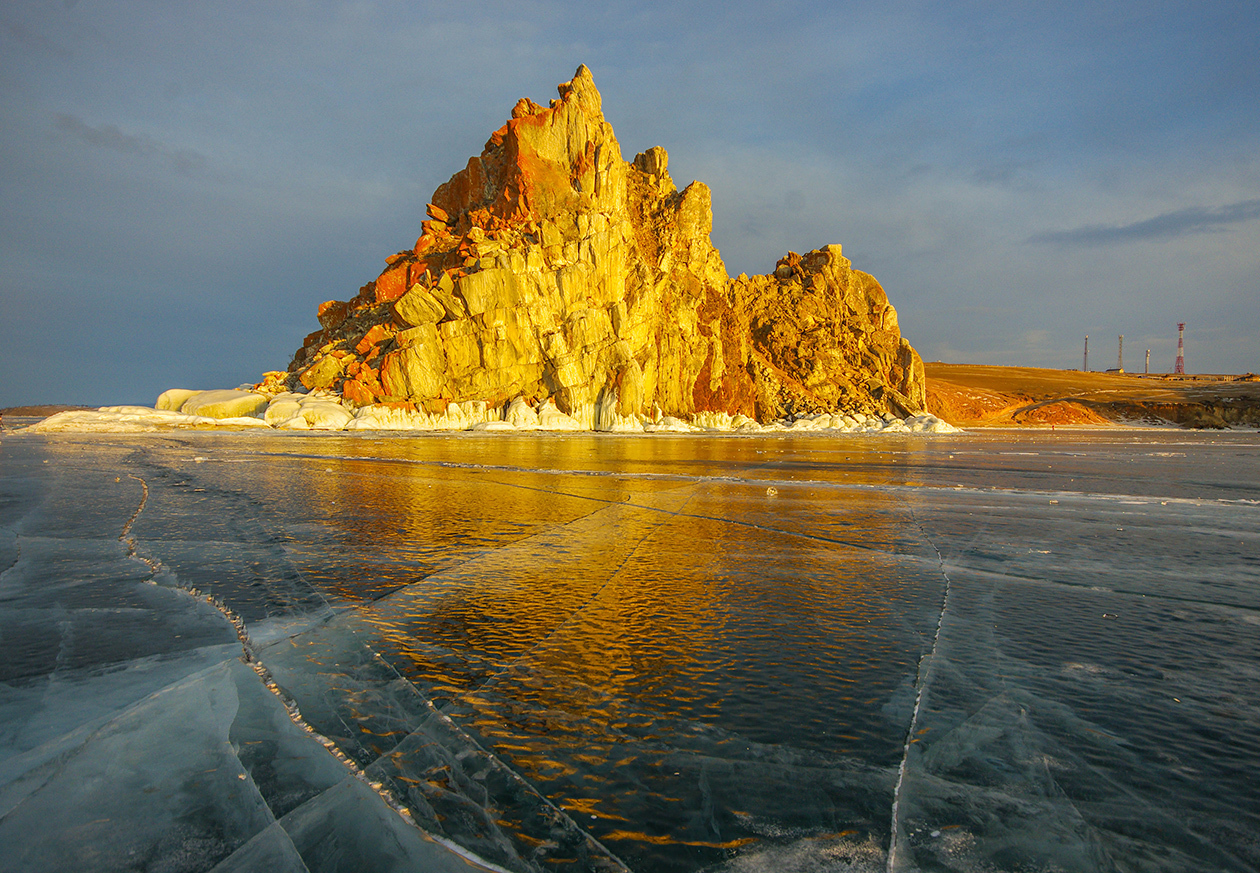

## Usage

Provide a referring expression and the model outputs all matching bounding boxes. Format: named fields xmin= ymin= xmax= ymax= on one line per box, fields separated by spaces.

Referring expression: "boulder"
xmin=155 ymin=388 xmax=199 ymax=411
xmin=297 ymin=399 xmax=354 ymax=430
xmin=178 ymin=389 xmax=269 ymax=420
xmin=394 ymin=285 xmax=447 ymax=326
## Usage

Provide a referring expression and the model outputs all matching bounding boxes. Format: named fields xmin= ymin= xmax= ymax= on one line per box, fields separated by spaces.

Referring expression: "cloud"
xmin=3 ymin=19 xmax=72 ymax=59
xmin=55 ymin=113 xmax=150 ymax=154
xmin=1028 ymin=199 xmax=1260 ymax=246
xmin=53 ymin=113 xmax=207 ymax=174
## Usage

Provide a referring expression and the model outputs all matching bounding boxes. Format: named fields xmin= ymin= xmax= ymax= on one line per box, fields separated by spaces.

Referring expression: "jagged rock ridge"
xmin=287 ymin=65 xmax=927 ymax=428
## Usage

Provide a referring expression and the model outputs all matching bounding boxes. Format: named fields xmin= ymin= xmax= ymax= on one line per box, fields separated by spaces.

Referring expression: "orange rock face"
xmin=285 ymin=66 xmax=927 ymax=423
xmin=354 ymin=324 xmax=392 ymax=356
xmin=427 ymin=66 xmax=622 ymax=231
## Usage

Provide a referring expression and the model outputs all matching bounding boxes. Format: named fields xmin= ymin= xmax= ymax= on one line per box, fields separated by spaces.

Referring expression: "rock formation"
xmin=286 ymin=65 xmax=927 ymax=428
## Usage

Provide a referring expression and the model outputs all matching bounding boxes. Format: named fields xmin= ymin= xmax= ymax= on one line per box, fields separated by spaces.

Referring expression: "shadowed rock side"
xmin=287 ymin=65 xmax=927 ymax=426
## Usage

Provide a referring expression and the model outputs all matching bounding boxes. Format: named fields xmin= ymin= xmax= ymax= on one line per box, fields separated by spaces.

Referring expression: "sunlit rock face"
xmin=288 ymin=65 xmax=927 ymax=422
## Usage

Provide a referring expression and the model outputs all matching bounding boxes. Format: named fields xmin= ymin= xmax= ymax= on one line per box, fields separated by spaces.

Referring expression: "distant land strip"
xmin=925 ymin=363 xmax=1260 ymax=429
xmin=1 ymin=405 xmax=94 ymax=417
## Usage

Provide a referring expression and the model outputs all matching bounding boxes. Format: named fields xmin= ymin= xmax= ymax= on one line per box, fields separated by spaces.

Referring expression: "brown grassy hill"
xmin=925 ymin=363 xmax=1260 ymax=428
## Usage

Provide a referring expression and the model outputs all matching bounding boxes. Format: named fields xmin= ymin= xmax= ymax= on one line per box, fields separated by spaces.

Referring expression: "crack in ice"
xmin=125 ymin=453 xmax=629 ymax=870
xmin=944 ymin=562 xmax=1260 ymax=614
xmin=887 ymin=508 xmax=953 ymax=873
xmin=0 ymin=528 xmax=19 ymax=586
xmin=345 ymin=497 xmax=620 ymax=611
xmin=115 ymin=468 xmax=437 ymax=848
xmin=119 ymin=474 xmax=151 ymax=567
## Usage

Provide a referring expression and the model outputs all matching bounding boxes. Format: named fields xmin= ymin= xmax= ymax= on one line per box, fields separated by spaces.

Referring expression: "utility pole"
xmin=1175 ymin=323 xmax=1186 ymax=374
xmin=1083 ymin=335 xmax=1089 ymax=372
xmin=1145 ymin=349 xmax=1150 ymax=374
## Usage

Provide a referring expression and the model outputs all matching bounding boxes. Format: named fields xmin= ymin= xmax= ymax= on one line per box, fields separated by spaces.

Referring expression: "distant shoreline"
xmin=925 ymin=363 xmax=1260 ymax=429
xmin=1 ymin=405 xmax=95 ymax=417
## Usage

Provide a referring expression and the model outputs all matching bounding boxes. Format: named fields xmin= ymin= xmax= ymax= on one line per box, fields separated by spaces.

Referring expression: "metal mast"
xmin=1083 ymin=336 xmax=1089 ymax=371
xmin=1118 ymin=335 xmax=1124 ymax=372
xmin=1175 ymin=323 xmax=1186 ymax=374
xmin=1145 ymin=349 xmax=1150 ymax=374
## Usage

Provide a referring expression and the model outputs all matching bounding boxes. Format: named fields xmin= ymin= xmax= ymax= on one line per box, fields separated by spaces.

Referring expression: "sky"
xmin=2 ymin=0 xmax=1258 ymax=406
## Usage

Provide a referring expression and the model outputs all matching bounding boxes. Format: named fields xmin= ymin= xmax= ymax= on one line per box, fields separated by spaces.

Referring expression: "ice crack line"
xmin=117 ymin=470 xmax=428 ymax=840
xmin=119 ymin=474 xmax=152 ymax=567
xmin=118 ymin=473 xmax=256 ymax=661
xmin=0 ymin=528 xmax=19 ymax=582
xmin=887 ymin=508 xmax=953 ymax=872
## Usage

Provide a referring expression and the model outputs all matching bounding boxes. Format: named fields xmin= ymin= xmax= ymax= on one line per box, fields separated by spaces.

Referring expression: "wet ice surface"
xmin=0 ymin=439 xmax=500 ymax=873
xmin=1 ymin=429 xmax=1257 ymax=872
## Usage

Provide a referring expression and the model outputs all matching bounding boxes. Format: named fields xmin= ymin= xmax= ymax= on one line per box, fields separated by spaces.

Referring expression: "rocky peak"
xmin=286 ymin=66 xmax=927 ymax=428
xmin=428 ymin=63 xmax=624 ymax=233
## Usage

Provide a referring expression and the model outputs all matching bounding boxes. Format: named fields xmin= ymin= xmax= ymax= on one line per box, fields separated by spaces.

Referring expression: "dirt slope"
xmin=925 ymin=363 xmax=1260 ymax=428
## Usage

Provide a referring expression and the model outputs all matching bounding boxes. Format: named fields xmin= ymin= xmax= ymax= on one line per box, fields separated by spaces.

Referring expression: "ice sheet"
xmin=885 ymin=455 xmax=1260 ymax=871
xmin=0 ymin=437 xmax=511 ymax=873
xmin=3 ymin=429 xmax=1257 ymax=872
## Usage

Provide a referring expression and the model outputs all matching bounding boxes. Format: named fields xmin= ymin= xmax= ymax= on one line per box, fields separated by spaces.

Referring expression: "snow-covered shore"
xmin=24 ymin=387 xmax=959 ymax=435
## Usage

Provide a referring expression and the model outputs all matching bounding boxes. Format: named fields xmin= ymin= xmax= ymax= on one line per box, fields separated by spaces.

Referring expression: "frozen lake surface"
xmin=1 ymin=428 xmax=1257 ymax=872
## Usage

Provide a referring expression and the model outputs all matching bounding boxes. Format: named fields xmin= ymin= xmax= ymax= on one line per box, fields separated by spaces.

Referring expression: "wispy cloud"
xmin=3 ymin=19 xmax=72 ymax=59
xmin=1029 ymin=199 xmax=1260 ymax=246
xmin=53 ymin=113 xmax=207 ymax=174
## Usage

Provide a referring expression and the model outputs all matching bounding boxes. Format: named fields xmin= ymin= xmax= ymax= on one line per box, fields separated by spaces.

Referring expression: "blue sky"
xmin=2 ymin=1 xmax=1257 ymax=405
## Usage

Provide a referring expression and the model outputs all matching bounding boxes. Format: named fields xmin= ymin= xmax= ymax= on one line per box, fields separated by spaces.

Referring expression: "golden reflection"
xmin=233 ymin=432 xmax=947 ymax=864
xmin=600 ymin=830 xmax=758 ymax=849
xmin=557 ymin=797 xmax=631 ymax=821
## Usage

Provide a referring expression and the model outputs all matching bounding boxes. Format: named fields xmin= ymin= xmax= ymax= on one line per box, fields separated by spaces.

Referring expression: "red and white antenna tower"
xmin=1175 ymin=323 xmax=1185 ymax=374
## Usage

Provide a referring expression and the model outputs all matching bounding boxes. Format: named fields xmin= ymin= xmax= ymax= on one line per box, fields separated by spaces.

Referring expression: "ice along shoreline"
xmin=23 ymin=386 xmax=960 ymax=435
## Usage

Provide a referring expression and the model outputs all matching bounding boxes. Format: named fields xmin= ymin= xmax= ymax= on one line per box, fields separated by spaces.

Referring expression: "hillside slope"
xmin=926 ymin=363 xmax=1260 ymax=428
